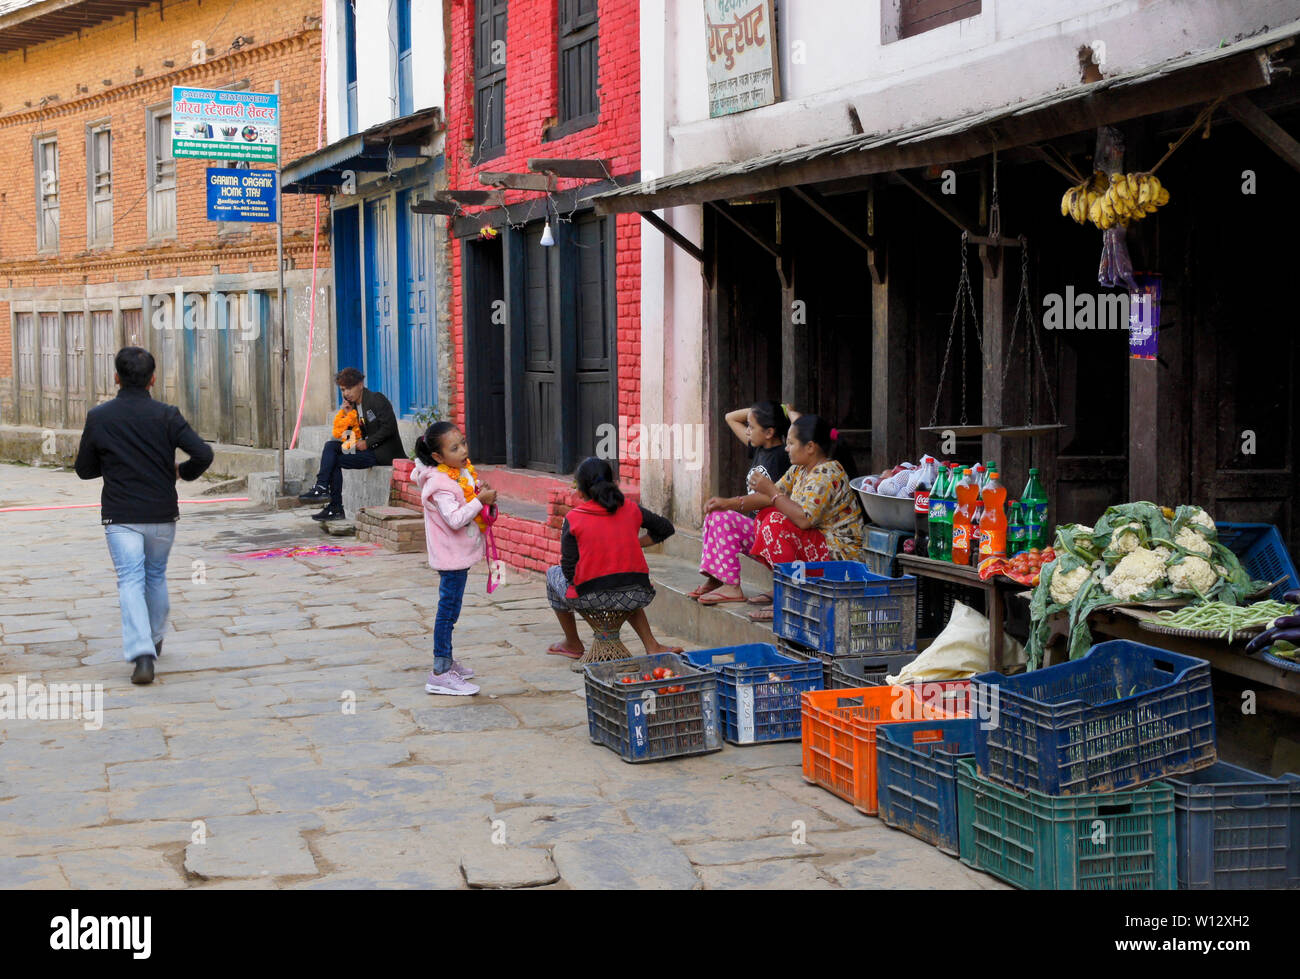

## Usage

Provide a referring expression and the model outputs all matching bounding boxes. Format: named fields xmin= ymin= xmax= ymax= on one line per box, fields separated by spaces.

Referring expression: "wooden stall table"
xmin=1085 ymin=605 xmax=1300 ymax=696
xmin=896 ymin=553 xmax=1028 ymax=672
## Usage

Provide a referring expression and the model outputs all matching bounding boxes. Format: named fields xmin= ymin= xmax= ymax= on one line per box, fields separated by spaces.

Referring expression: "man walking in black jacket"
xmin=298 ymin=367 xmax=405 ymax=521
xmin=75 ymin=347 xmax=214 ymax=685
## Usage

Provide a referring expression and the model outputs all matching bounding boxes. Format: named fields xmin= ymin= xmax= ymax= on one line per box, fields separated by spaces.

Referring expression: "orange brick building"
xmin=0 ymin=0 xmax=332 ymax=449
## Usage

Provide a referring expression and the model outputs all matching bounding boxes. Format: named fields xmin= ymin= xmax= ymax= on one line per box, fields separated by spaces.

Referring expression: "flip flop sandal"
xmin=687 ymin=584 xmax=718 ymax=600
xmin=747 ymin=608 xmax=775 ymax=622
xmin=698 ymin=593 xmax=747 ymax=606
xmin=746 ymin=593 xmax=773 ymax=605
xmin=546 ymin=643 xmax=583 ymax=659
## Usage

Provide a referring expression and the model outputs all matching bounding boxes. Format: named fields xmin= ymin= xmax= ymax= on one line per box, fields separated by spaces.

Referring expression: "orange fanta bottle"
xmin=951 ymin=468 xmax=978 ymax=566
xmin=979 ymin=471 xmax=1008 ymax=561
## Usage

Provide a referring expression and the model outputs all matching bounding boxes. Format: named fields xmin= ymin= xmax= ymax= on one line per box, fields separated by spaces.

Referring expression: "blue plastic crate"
xmin=1165 ymin=761 xmax=1300 ymax=890
xmin=863 ymin=525 xmax=913 ymax=577
xmin=584 ymin=654 xmax=722 ymax=763
xmin=685 ymin=643 xmax=824 ymax=744
xmin=773 ymin=561 xmax=917 ymax=657
xmin=973 ymin=641 xmax=1216 ymax=796
xmin=876 ymin=718 xmax=977 ymax=855
xmin=957 ymin=758 xmax=1176 ymax=890
xmin=1216 ymin=522 xmax=1299 ymax=602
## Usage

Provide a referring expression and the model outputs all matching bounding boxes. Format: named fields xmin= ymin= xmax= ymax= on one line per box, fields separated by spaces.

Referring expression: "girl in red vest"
xmin=546 ymin=457 xmax=684 ymax=659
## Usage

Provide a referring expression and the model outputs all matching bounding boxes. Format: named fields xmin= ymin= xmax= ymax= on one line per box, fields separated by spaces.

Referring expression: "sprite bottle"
xmin=1021 ymin=468 xmax=1049 ymax=550
xmin=927 ymin=463 xmax=951 ymax=560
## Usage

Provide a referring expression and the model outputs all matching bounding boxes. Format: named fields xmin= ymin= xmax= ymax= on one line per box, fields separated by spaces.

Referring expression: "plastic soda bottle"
xmin=1021 ymin=467 xmax=1049 ymax=549
xmin=951 ymin=469 xmax=979 ymax=567
xmin=1007 ymin=500 xmax=1028 ymax=557
xmin=978 ymin=472 xmax=1008 ymax=561
xmin=926 ymin=463 xmax=950 ymax=560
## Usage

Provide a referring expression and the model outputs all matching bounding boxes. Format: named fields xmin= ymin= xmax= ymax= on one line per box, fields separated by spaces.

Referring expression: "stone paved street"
xmin=0 ymin=463 xmax=1003 ymax=889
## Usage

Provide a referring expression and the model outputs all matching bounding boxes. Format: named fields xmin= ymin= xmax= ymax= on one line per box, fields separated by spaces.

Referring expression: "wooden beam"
xmin=706 ymin=201 xmax=780 ymax=260
xmin=478 ymin=172 xmax=555 ymax=191
xmin=436 ymin=189 xmax=503 ymax=206
xmin=527 ymin=158 xmax=610 ymax=179
xmin=410 ymin=199 xmax=459 ymax=216
xmin=639 ymin=211 xmax=704 ymax=264
xmin=1225 ymin=95 xmax=1300 ymax=173
xmin=894 ymin=172 xmax=977 ymax=235
xmin=789 ymin=186 xmax=874 ymax=253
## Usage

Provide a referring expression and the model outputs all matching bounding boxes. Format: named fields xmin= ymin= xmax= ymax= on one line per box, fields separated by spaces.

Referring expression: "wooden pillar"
xmin=870 ymin=190 xmax=907 ymax=475
xmin=980 ymin=243 xmax=1028 ymax=481
xmin=776 ymin=193 xmax=809 ymax=412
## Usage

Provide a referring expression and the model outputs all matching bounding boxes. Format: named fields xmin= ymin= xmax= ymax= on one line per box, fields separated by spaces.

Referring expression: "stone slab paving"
xmin=0 ymin=463 xmax=1008 ymax=890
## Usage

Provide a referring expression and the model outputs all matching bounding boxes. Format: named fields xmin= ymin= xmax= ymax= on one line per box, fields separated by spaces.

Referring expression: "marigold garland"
xmin=437 ymin=462 xmax=487 ymax=531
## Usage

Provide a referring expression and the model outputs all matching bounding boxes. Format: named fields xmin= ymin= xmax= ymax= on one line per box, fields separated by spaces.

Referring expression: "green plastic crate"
xmin=956 ymin=758 xmax=1175 ymax=890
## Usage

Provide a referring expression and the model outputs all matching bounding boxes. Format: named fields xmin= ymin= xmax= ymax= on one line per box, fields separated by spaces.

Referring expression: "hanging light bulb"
xmin=540 ymin=220 xmax=555 ymax=247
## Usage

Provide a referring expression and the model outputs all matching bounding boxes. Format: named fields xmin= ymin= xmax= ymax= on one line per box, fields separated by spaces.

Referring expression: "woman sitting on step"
xmin=691 ymin=400 xmax=793 ymax=607
xmin=545 ymin=457 xmax=684 ymax=660
xmin=746 ymin=415 xmax=867 ymax=623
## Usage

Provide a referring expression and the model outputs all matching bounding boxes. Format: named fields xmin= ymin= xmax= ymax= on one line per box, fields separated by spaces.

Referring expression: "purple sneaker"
xmin=425 ymin=669 xmax=479 ymax=696
xmin=450 ymin=659 xmax=475 ymax=679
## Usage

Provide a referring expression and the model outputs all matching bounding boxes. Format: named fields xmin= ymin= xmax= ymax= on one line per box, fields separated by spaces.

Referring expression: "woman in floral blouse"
xmin=748 ymin=415 xmax=867 ymax=620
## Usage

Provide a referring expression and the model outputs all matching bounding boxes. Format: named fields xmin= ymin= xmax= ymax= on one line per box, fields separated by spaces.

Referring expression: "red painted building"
xmin=442 ymin=0 xmax=642 ymax=571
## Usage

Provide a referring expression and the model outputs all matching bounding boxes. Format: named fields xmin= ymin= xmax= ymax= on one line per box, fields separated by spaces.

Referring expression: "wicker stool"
xmin=570 ymin=609 xmax=634 ymax=673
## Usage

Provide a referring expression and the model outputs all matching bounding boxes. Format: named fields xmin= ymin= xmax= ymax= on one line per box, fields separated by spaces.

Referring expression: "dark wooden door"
xmin=572 ymin=213 xmax=615 ymax=463
xmin=463 ymin=237 xmax=507 ymax=465
xmin=523 ymin=225 xmax=559 ymax=471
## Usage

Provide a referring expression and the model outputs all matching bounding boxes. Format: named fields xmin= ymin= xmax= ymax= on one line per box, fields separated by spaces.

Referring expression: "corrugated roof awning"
xmin=281 ymin=107 xmax=444 ymax=195
xmin=0 ymin=0 xmax=156 ymax=55
xmin=593 ymin=22 xmax=1300 ymax=215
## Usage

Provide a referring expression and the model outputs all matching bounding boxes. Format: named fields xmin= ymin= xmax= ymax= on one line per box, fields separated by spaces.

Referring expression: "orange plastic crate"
xmin=801 ymin=685 xmax=962 ymax=815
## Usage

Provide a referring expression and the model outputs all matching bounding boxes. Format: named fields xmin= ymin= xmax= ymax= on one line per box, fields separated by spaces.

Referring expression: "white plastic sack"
xmin=887 ymin=601 xmax=1026 ymax=684
xmin=878 ymin=462 xmax=917 ymax=497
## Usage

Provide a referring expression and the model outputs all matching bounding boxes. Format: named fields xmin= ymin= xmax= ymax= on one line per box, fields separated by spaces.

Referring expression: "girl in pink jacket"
xmin=412 ymin=422 xmax=498 ymax=696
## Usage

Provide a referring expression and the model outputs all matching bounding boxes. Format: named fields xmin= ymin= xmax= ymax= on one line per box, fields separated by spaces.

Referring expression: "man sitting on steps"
xmin=299 ymin=367 xmax=406 ymax=521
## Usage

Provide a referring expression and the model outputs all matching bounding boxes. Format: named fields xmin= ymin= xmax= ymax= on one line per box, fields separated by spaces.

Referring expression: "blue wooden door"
xmin=397 ymin=189 xmax=437 ymax=417
xmin=333 ymin=206 xmax=363 ymax=377
xmin=364 ymin=196 xmax=399 ymax=401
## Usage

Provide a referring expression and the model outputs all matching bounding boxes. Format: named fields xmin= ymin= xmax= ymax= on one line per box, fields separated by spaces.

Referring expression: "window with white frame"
xmin=147 ymin=108 xmax=177 ymax=239
xmin=344 ymin=0 xmax=359 ymax=134
xmin=34 ymin=136 xmax=59 ymax=252
xmin=87 ymin=124 xmax=112 ymax=247
xmin=397 ymin=0 xmax=413 ymax=117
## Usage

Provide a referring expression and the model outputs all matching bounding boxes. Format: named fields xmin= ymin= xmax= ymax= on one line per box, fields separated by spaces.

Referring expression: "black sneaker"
xmin=131 ymin=655 xmax=156 ymax=685
xmin=312 ymin=504 xmax=345 ymax=522
xmin=298 ymin=484 xmax=330 ymax=503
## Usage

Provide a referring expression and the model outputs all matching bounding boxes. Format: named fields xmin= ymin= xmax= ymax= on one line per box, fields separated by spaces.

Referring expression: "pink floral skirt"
xmin=699 ymin=509 xmax=759 ymax=586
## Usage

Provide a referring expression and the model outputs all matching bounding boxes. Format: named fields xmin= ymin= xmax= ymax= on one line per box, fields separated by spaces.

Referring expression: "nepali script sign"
xmin=705 ymin=0 xmax=780 ymax=118
xmin=171 ymin=87 xmax=279 ymax=164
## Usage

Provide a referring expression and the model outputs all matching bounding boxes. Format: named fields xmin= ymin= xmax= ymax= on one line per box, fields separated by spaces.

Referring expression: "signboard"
xmin=1129 ymin=273 xmax=1161 ymax=360
xmin=206 ymin=168 xmax=277 ymax=223
xmin=172 ymin=87 xmax=279 ymax=164
xmin=704 ymin=0 xmax=780 ymax=118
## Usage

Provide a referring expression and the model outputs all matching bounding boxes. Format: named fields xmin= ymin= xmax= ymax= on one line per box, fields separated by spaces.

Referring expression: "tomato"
xmin=663 ymin=669 xmax=675 ymax=679
xmin=1032 ymin=574 xmax=1040 ymax=586
xmin=642 ymin=673 xmax=653 ymax=682
xmin=658 ymin=687 xmax=669 ymax=695
xmin=1029 ymin=547 xmax=1041 ymax=556
xmin=619 ymin=676 xmax=634 ymax=684
xmin=652 ymin=667 xmax=667 ymax=680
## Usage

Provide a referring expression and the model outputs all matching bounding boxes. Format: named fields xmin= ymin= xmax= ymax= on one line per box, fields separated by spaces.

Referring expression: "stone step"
xmin=646 ymin=552 xmax=776 ymax=651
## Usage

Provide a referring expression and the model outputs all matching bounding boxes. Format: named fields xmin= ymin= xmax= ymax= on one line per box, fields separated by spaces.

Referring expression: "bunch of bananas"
xmin=1060 ymin=171 xmax=1171 ymax=230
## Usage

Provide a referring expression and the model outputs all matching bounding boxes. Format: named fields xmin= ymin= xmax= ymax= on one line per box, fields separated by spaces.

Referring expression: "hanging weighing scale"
xmin=995 ymin=237 xmax=1064 ymax=438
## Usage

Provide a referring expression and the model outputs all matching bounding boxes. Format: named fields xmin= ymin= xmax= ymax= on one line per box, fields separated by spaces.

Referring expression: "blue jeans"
xmin=105 ymin=523 xmax=177 ymax=663
xmin=314 ymin=439 xmax=378 ymax=507
xmin=433 ymin=569 xmax=469 ymax=674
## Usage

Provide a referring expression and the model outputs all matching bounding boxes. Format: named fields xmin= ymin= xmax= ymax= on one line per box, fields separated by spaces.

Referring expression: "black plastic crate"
xmin=585 ymin=654 xmax=722 ymax=763
xmin=828 ymin=652 xmax=921 ymax=689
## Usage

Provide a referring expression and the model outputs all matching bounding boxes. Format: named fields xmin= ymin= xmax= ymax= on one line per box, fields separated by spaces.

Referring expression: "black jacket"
xmin=74 ymin=387 xmax=214 ymax=524
xmin=355 ymin=389 xmax=405 ymax=465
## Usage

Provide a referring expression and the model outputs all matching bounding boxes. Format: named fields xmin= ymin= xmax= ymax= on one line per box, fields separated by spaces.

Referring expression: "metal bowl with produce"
xmin=850 ymin=476 xmax=916 ymax=531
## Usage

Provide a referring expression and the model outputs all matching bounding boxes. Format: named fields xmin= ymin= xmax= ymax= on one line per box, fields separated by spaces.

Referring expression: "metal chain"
xmin=1000 ymin=236 xmax=1032 ymax=418
xmin=929 ymin=232 xmax=972 ymax=428
xmin=989 ymin=149 xmax=1002 ymax=240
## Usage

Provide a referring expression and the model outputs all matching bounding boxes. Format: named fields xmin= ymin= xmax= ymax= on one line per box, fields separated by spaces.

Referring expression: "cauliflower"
xmin=1187 ymin=507 xmax=1216 ymax=531
xmin=1151 ymin=546 xmax=1172 ymax=562
xmin=1111 ymin=522 xmax=1142 ymax=554
xmin=1102 ymin=548 xmax=1168 ymax=601
xmin=1050 ymin=564 xmax=1093 ymax=605
xmin=1167 ymin=556 xmax=1217 ymax=595
xmin=1174 ymin=527 xmax=1212 ymax=557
